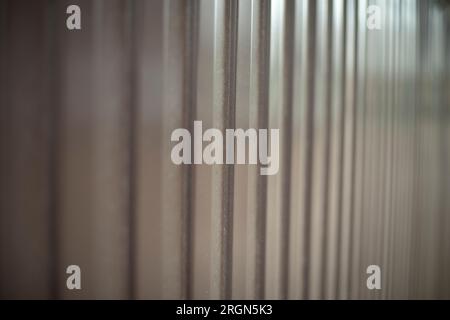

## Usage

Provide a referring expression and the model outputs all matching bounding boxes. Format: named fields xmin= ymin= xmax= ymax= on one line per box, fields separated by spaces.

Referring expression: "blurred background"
xmin=0 ymin=0 xmax=449 ymax=299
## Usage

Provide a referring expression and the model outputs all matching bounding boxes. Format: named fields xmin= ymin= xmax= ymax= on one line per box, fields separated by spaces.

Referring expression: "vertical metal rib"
xmin=184 ymin=0 xmax=199 ymax=300
xmin=302 ymin=0 xmax=317 ymax=299
xmin=246 ymin=0 xmax=270 ymax=300
xmin=442 ymin=4 xmax=450 ymax=299
xmin=265 ymin=0 xmax=295 ymax=299
xmin=344 ymin=0 xmax=358 ymax=300
xmin=350 ymin=0 xmax=367 ymax=300
xmin=191 ymin=0 xmax=214 ymax=299
xmin=410 ymin=1 xmax=423 ymax=298
xmin=380 ymin=0 xmax=394 ymax=299
xmin=288 ymin=0 xmax=307 ymax=299
xmin=387 ymin=0 xmax=401 ymax=298
xmin=309 ymin=0 xmax=332 ymax=300
xmin=210 ymin=0 xmax=238 ymax=299
xmin=45 ymin=0 xmax=61 ymax=300
xmin=279 ymin=0 xmax=295 ymax=300
xmin=0 ymin=0 xmax=8 ymax=298
xmin=333 ymin=0 xmax=348 ymax=299
xmin=125 ymin=0 xmax=137 ymax=300
xmin=336 ymin=0 xmax=359 ymax=300
xmin=162 ymin=3 xmax=185 ymax=296
xmin=162 ymin=0 xmax=198 ymax=299
xmin=325 ymin=0 xmax=345 ymax=300
xmin=320 ymin=0 xmax=334 ymax=300
xmin=132 ymin=0 xmax=164 ymax=299
xmin=231 ymin=0 xmax=251 ymax=299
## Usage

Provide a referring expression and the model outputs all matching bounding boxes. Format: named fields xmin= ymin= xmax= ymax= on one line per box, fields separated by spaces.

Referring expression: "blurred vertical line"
xmin=407 ymin=0 xmax=415 ymax=298
xmin=420 ymin=1 xmax=433 ymax=298
xmin=324 ymin=0 xmax=345 ymax=300
xmin=183 ymin=0 xmax=199 ymax=299
xmin=351 ymin=0 xmax=367 ymax=299
xmin=402 ymin=1 xmax=413 ymax=297
xmin=231 ymin=0 xmax=251 ymax=299
xmin=443 ymin=5 xmax=450 ymax=298
xmin=210 ymin=0 xmax=238 ymax=299
xmin=425 ymin=3 xmax=432 ymax=298
xmin=373 ymin=0 xmax=387 ymax=299
xmin=338 ymin=0 xmax=356 ymax=300
xmin=401 ymin=0 xmax=410 ymax=298
xmin=357 ymin=8 xmax=371 ymax=298
xmin=133 ymin=0 xmax=164 ymax=299
xmin=403 ymin=1 xmax=415 ymax=297
xmin=288 ymin=0 xmax=308 ymax=299
xmin=400 ymin=0 xmax=408 ymax=299
xmin=246 ymin=0 xmax=270 ymax=300
xmin=162 ymin=0 xmax=198 ymax=299
xmin=363 ymin=0 xmax=381 ymax=299
xmin=320 ymin=0 xmax=333 ymax=300
xmin=383 ymin=0 xmax=393 ymax=299
xmin=381 ymin=0 xmax=394 ymax=300
xmin=384 ymin=0 xmax=390 ymax=298
xmin=0 ymin=0 xmax=10 ymax=298
xmin=191 ymin=0 xmax=213 ymax=299
xmin=447 ymin=5 xmax=450 ymax=299
xmin=125 ymin=0 xmax=137 ymax=300
xmin=334 ymin=0 xmax=347 ymax=299
xmin=404 ymin=0 xmax=417 ymax=298
xmin=279 ymin=0 xmax=295 ymax=300
xmin=406 ymin=0 xmax=415 ymax=297
xmin=438 ymin=2 xmax=450 ymax=299
xmin=396 ymin=1 xmax=408 ymax=297
xmin=162 ymin=0 xmax=182 ymax=298
xmin=382 ymin=2 xmax=398 ymax=298
xmin=410 ymin=0 xmax=424 ymax=298
xmin=302 ymin=0 xmax=317 ymax=299
xmin=391 ymin=0 xmax=400 ymax=295
xmin=345 ymin=0 xmax=358 ymax=299
xmin=386 ymin=0 xmax=397 ymax=298
xmin=309 ymin=0 xmax=331 ymax=300
xmin=46 ymin=0 xmax=61 ymax=299
xmin=392 ymin=1 xmax=405 ymax=298
xmin=388 ymin=0 xmax=401 ymax=298
xmin=427 ymin=7 xmax=440 ymax=298
xmin=264 ymin=1 xmax=279 ymax=299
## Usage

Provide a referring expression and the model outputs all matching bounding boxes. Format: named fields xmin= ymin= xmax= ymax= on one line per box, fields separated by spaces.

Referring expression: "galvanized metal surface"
xmin=0 ymin=0 xmax=449 ymax=299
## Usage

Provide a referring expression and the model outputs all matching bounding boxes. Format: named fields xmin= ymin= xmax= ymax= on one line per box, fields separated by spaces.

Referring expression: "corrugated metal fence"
xmin=0 ymin=0 xmax=449 ymax=299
